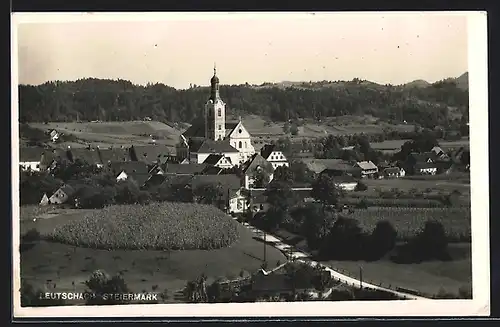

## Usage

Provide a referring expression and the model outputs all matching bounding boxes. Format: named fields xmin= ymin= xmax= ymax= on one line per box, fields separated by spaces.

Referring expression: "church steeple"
xmin=210 ymin=62 xmax=220 ymax=102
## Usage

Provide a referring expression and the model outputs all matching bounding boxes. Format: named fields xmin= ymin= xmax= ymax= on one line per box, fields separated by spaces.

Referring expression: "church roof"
xmin=192 ymin=139 xmax=239 ymax=154
xmin=182 ymin=120 xmax=241 ymax=139
xmin=203 ymin=154 xmax=226 ymax=165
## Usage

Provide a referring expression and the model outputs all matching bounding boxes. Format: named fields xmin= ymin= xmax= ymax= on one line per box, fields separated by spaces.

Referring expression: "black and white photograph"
xmin=11 ymin=12 xmax=490 ymax=318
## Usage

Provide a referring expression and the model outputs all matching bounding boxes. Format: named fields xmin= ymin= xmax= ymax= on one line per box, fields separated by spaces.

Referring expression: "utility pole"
xmin=359 ymin=266 xmax=363 ymax=290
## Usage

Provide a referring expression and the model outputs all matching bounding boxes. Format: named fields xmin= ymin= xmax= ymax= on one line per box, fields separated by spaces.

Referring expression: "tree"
xmin=264 ymin=180 xmax=296 ymax=212
xmin=84 ymin=269 xmax=131 ymax=305
xmin=322 ymin=217 xmax=367 ymax=260
xmin=368 ymin=220 xmax=397 ymax=260
xmin=290 ymin=123 xmax=299 ymax=135
xmin=274 ymin=166 xmax=294 ymax=184
xmin=252 ymin=169 xmax=271 ymax=188
xmin=299 ymin=204 xmax=335 ymax=249
xmin=193 ymin=182 xmax=224 ymax=206
xmin=311 ymin=174 xmax=344 ymax=210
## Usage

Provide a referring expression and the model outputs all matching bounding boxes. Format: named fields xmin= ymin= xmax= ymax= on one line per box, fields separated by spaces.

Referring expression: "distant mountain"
xmin=451 ymin=72 xmax=469 ymax=90
xmin=402 ymin=79 xmax=431 ymax=89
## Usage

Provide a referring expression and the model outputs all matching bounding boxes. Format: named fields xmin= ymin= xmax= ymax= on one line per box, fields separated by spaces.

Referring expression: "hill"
xmin=18 ymin=74 xmax=469 ymax=130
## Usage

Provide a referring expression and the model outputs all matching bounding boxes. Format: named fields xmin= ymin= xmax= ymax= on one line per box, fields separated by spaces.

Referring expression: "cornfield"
xmin=49 ymin=202 xmax=240 ymax=250
xmin=350 ymin=207 xmax=471 ymax=241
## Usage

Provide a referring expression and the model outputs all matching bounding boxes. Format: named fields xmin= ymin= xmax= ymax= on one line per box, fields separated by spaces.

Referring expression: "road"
xmin=234 ymin=219 xmax=430 ymax=300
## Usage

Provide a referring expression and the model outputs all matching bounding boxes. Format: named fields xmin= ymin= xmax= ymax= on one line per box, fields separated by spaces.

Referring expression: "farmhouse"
xmin=354 ymin=161 xmax=378 ymax=178
xmin=109 ymin=161 xmax=149 ymax=183
xmin=260 ymin=144 xmax=289 ymax=169
xmin=177 ymin=66 xmax=256 ymax=165
xmin=304 ymin=159 xmax=359 ymax=177
xmin=404 ymin=152 xmax=441 ymax=175
xmin=131 ymin=145 xmax=174 ymax=165
xmin=19 ymin=147 xmax=45 ymax=171
xmin=49 ymin=185 xmax=75 ymax=205
xmin=383 ymin=166 xmax=406 ymax=178
xmin=241 ymin=154 xmax=275 ymax=189
xmin=414 ymin=162 xmax=438 ymax=175
xmin=203 ymin=154 xmax=234 ymax=169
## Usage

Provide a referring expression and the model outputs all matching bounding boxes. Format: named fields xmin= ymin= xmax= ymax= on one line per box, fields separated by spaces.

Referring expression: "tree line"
xmin=19 ymin=78 xmax=468 ymax=129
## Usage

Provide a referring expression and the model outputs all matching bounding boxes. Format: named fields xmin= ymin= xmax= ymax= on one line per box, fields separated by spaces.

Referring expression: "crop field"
xmin=370 ymin=137 xmax=470 ymax=152
xmin=363 ymin=177 xmax=470 ymax=194
xmin=20 ymin=206 xmax=286 ymax=302
xmin=350 ymin=207 xmax=471 ymax=241
xmin=49 ymin=202 xmax=239 ymax=250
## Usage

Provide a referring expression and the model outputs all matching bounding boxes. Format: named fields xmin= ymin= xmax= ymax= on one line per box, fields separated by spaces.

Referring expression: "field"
xmin=370 ymin=137 xmax=470 ymax=153
xmin=20 ymin=207 xmax=286 ymax=303
xmin=324 ymin=243 xmax=472 ymax=297
xmin=49 ymin=202 xmax=239 ymax=250
xmin=349 ymin=207 xmax=471 ymax=241
xmin=362 ymin=176 xmax=471 ymax=195
xmin=29 ymin=121 xmax=183 ymax=149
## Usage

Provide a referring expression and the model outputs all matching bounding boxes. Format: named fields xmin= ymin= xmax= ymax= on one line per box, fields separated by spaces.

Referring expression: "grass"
xmin=29 ymin=121 xmax=182 ymax=149
xmin=20 ymin=207 xmax=286 ymax=303
xmin=323 ymin=243 xmax=472 ymax=297
xmin=49 ymin=202 xmax=239 ymax=251
xmin=350 ymin=207 xmax=471 ymax=241
xmin=363 ymin=177 xmax=471 ymax=194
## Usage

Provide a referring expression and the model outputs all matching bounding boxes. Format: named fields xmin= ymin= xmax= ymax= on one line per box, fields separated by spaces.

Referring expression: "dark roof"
xmin=143 ymin=174 xmax=167 ymax=188
xmin=161 ymin=174 xmax=194 ymax=187
xmin=408 ymin=152 xmax=435 ymax=163
xmin=131 ymin=145 xmax=174 ymax=164
xmin=127 ymin=173 xmax=151 ymax=187
xmin=203 ymin=154 xmax=225 ymax=165
xmin=191 ymin=174 xmax=242 ymax=192
xmin=330 ymin=175 xmax=358 ymax=183
xmin=201 ymin=166 xmax=224 ymax=175
xmin=193 ymin=139 xmax=239 ymax=154
xmin=108 ymin=161 xmax=149 ymax=175
xmin=242 ymin=154 xmax=275 ymax=176
xmin=70 ymin=148 xmax=102 ymax=165
xmin=97 ymin=147 xmax=130 ymax=163
xmin=260 ymin=144 xmax=277 ymax=159
xmin=182 ymin=119 xmax=240 ymax=139
xmin=57 ymin=184 xmax=76 ymax=197
xmin=19 ymin=147 xmax=45 ymax=162
xmin=414 ymin=162 xmax=438 ymax=170
xmin=161 ymin=163 xmax=207 ymax=175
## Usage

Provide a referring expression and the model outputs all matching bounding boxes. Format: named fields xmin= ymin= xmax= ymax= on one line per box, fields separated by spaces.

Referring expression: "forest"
xmin=18 ymin=77 xmax=468 ymax=130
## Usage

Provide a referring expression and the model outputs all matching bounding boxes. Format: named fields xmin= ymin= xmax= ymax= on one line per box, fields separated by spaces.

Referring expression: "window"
xmin=238 ymin=129 xmax=242 ymax=134
xmin=218 ymin=108 xmax=221 ymax=117
xmin=245 ymin=141 xmax=247 ymax=148
xmin=280 ymin=155 xmax=283 ymax=160
xmin=218 ymin=124 xmax=221 ymax=130
xmin=239 ymin=141 xmax=242 ymax=148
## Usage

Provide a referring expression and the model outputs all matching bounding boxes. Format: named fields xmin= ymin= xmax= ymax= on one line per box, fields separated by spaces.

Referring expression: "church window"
xmin=218 ymin=108 xmax=222 ymax=117
xmin=238 ymin=141 xmax=242 ymax=148
xmin=245 ymin=141 xmax=247 ymax=148
xmin=218 ymin=124 xmax=221 ymax=130
xmin=238 ymin=129 xmax=242 ymax=134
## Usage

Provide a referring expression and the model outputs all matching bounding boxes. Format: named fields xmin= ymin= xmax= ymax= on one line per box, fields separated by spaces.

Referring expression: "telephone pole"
xmin=359 ymin=266 xmax=363 ymax=289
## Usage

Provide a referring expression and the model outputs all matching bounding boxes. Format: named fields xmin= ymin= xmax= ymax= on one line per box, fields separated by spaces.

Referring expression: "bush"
xmin=84 ymin=270 xmax=131 ymax=305
xmin=355 ymin=182 xmax=368 ymax=191
xmin=49 ymin=202 xmax=240 ymax=250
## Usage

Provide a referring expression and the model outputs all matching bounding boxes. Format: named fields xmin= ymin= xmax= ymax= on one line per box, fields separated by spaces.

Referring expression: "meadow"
xmin=350 ymin=207 xmax=471 ymax=242
xmin=20 ymin=206 xmax=286 ymax=303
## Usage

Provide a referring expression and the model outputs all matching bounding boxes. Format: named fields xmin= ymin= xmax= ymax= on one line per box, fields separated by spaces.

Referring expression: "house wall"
xmin=215 ymin=157 xmax=234 ymax=169
xmin=116 ymin=171 xmax=128 ymax=181
xmin=20 ymin=161 xmax=40 ymax=172
xmin=49 ymin=190 xmax=69 ymax=204
xmin=418 ymin=167 xmax=437 ymax=175
xmin=229 ymin=196 xmax=248 ymax=214
xmin=337 ymin=182 xmax=358 ymax=191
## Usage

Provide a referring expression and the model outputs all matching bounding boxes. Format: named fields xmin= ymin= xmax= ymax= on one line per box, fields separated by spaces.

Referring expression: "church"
xmin=176 ymin=66 xmax=256 ymax=166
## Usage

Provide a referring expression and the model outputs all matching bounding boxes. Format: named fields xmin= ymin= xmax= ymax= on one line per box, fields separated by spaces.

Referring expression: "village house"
xmin=383 ymin=166 xmax=406 ymax=178
xmin=403 ymin=152 xmax=440 ymax=175
xmin=317 ymin=170 xmax=359 ymax=191
xmin=241 ymin=154 xmax=275 ymax=189
xmin=431 ymin=146 xmax=449 ymax=160
xmin=130 ymin=145 xmax=174 ymax=165
xmin=108 ymin=161 xmax=150 ymax=186
xmin=49 ymin=129 xmax=60 ymax=143
xmin=303 ymin=158 xmax=360 ymax=177
xmin=49 ymin=184 xmax=75 ymax=205
xmin=161 ymin=162 xmax=208 ymax=176
xmin=203 ymin=154 xmax=234 ymax=169
xmin=176 ymin=66 xmax=256 ymax=165
xmin=260 ymin=144 xmax=289 ymax=169
xmin=190 ymin=174 xmax=243 ymax=213
xmin=19 ymin=147 xmax=45 ymax=171
xmin=413 ymin=162 xmax=438 ymax=175
xmin=354 ymin=161 xmax=378 ymax=178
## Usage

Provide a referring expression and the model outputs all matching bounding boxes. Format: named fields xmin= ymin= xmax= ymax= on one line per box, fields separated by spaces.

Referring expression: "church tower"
xmin=205 ymin=64 xmax=226 ymax=141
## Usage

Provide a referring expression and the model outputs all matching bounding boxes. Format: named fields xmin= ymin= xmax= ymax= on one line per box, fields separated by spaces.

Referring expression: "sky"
xmin=14 ymin=12 xmax=469 ymax=89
